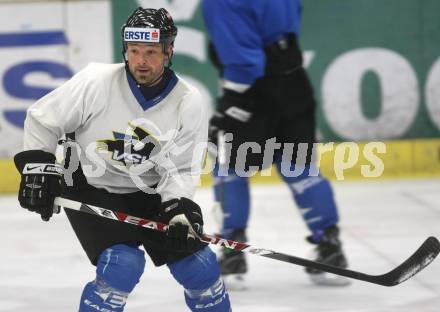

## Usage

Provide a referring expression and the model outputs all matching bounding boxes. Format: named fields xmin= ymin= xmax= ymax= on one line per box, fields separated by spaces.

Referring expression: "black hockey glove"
xmin=159 ymin=197 xmax=204 ymax=252
xmin=209 ymin=89 xmax=254 ymax=144
xmin=14 ymin=150 xmax=63 ymax=221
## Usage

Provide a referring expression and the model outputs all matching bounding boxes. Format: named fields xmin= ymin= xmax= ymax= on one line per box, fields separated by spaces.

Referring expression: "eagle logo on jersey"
xmin=97 ymin=122 xmax=161 ymax=165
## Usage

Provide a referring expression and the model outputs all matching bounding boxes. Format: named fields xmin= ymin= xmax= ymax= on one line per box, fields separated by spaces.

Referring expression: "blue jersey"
xmin=202 ymin=0 xmax=302 ymax=87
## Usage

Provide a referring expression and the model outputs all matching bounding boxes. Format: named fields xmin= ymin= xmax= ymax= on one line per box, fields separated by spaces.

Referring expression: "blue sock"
xmin=80 ymin=278 xmax=129 ymax=312
xmin=275 ymin=158 xmax=339 ymax=238
xmin=213 ymin=166 xmax=250 ymax=238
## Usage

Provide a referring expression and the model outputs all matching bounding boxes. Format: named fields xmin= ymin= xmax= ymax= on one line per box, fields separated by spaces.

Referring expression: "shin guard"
xmin=169 ymin=247 xmax=231 ymax=312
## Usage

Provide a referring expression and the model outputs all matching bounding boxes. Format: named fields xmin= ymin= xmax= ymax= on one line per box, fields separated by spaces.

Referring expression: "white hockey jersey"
xmin=23 ymin=62 xmax=208 ymax=201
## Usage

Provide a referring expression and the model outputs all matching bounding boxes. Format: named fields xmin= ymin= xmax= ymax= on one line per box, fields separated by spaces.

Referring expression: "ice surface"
xmin=0 ymin=179 xmax=439 ymax=311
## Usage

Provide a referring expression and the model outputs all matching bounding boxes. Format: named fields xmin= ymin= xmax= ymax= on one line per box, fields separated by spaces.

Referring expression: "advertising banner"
xmin=0 ymin=0 xmax=439 ymax=192
xmin=2 ymin=0 xmax=439 ymax=156
xmin=112 ymin=0 xmax=440 ymax=142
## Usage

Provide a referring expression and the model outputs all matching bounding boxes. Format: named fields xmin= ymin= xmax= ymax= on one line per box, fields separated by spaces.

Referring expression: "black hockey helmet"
xmin=121 ymin=7 xmax=178 ymax=63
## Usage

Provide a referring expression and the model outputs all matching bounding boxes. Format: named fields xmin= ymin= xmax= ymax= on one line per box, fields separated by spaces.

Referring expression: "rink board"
xmin=1 ymin=138 xmax=439 ymax=194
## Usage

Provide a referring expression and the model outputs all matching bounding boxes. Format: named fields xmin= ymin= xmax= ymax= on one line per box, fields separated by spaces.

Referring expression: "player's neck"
xmin=138 ymin=68 xmax=173 ymax=101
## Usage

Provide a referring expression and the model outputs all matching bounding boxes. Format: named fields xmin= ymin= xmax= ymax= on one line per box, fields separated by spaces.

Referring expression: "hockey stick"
xmin=53 ymin=196 xmax=440 ymax=287
xmin=214 ymin=130 xmax=227 ymax=231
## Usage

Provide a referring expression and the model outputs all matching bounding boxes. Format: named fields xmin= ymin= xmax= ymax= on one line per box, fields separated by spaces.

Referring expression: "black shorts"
xmin=226 ymin=67 xmax=317 ymax=169
xmin=62 ymin=173 xmax=205 ymax=267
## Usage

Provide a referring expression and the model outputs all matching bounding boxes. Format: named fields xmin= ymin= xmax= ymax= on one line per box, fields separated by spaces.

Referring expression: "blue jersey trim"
xmin=126 ymin=70 xmax=178 ymax=111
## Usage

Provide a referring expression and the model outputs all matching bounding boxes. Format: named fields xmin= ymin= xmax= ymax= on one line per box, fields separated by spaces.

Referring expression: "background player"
xmin=13 ymin=7 xmax=231 ymax=312
xmin=202 ymin=0 xmax=349 ymax=287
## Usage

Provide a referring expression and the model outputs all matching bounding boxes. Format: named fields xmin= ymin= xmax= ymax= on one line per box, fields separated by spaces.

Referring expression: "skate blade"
xmin=309 ymin=272 xmax=351 ymax=287
xmin=223 ymin=274 xmax=248 ymax=291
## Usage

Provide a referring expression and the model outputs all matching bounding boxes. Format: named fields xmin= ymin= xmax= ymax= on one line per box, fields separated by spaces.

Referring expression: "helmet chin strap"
xmin=139 ymin=67 xmax=164 ymax=87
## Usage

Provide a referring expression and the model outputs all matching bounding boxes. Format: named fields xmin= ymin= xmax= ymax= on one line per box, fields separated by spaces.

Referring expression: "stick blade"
xmin=377 ymin=236 xmax=440 ymax=286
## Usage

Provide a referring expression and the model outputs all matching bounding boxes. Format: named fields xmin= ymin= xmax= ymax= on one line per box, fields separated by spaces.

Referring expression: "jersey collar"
xmin=126 ymin=69 xmax=178 ymax=111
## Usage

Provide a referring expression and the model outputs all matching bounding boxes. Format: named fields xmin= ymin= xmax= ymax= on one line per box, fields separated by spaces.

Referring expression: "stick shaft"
xmin=54 ymin=197 xmax=440 ymax=286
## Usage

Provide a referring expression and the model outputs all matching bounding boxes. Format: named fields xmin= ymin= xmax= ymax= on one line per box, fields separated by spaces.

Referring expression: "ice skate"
xmin=218 ymin=229 xmax=248 ymax=291
xmin=305 ymin=225 xmax=351 ymax=286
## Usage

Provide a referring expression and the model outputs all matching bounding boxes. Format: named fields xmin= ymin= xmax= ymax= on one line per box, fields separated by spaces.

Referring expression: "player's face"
xmin=126 ymin=42 xmax=170 ymax=86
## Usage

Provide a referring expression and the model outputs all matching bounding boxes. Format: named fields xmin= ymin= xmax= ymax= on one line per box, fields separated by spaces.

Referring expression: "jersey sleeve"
xmin=23 ymin=64 xmax=95 ymax=153
xmin=202 ymin=0 xmax=265 ymax=87
xmin=156 ymin=89 xmax=208 ymax=202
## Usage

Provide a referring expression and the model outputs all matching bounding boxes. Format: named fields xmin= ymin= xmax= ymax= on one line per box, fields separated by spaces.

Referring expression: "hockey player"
xmin=13 ymin=7 xmax=231 ymax=312
xmin=202 ymin=0 xmax=349 ymax=287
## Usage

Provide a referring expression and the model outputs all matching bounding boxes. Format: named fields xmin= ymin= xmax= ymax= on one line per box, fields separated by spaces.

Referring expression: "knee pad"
xmin=168 ymin=247 xmax=231 ymax=311
xmin=80 ymin=244 xmax=145 ymax=312
xmin=96 ymin=243 xmax=145 ymax=293
xmin=169 ymin=246 xmax=219 ymax=289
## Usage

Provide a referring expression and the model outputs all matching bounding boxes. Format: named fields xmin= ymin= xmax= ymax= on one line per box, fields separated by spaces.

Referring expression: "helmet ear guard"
xmin=121 ymin=7 xmax=178 ymax=66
